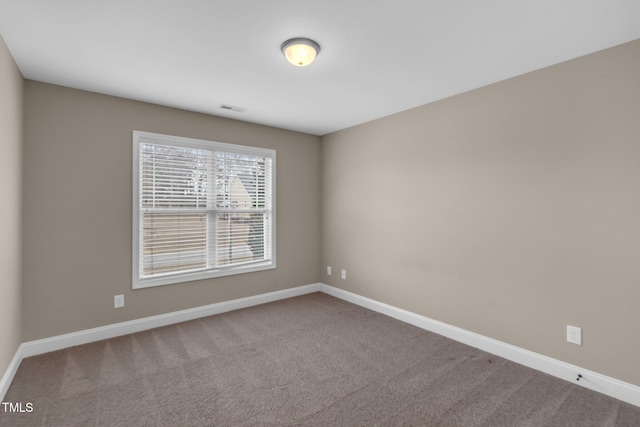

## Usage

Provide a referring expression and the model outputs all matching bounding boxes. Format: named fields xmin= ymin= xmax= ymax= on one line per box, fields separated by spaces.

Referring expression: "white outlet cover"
xmin=327 ymin=266 xmax=332 ymax=275
xmin=114 ymin=294 xmax=125 ymax=309
xmin=341 ymin=269 xmax=347 ymax=280
xmin=567 ymin=325 xmax=582 ymax=345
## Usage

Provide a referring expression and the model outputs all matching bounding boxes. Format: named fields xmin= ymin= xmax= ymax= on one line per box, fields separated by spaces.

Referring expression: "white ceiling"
xmin=1 ymin=1 xmax=639 ymax=136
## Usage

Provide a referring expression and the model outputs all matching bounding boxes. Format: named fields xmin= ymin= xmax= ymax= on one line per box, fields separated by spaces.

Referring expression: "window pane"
xmin=142 ymin=213 xmax=207 ymax=275
xmin=141 ymin=144 xmax=208 ymax=209
xmin=215 ymin=153 xmax=270 ymax=209
xmin=216 ymin=212 xmax=266 ymax=266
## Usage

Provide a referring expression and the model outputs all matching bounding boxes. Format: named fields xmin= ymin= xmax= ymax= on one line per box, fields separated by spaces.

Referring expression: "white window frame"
xmin=132 ymin=131 xmax=276 ymax=289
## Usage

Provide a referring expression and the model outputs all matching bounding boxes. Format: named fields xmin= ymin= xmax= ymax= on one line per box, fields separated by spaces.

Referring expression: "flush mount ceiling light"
xmin=281 ymin=37 xmax=320 ymax=67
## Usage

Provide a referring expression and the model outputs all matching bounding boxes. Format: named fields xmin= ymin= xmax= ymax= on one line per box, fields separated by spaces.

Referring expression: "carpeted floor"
xmin=1 ymin=292 xmax=639 ymax=426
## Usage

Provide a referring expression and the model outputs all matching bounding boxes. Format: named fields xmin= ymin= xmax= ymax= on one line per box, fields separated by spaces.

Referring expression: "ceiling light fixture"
xmin=281 ymin=38 xmax=320 ymax=67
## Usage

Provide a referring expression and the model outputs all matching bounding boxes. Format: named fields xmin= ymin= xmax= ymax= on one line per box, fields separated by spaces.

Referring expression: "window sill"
xmin=132 ymin=260 xmax=276 ymax=289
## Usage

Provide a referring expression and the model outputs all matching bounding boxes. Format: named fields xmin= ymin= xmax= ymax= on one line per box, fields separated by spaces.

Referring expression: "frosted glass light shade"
xmin=281 ymin=38 xmax=320 ymax=67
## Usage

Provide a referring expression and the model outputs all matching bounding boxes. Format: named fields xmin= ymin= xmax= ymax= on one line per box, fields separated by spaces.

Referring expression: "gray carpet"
xmin=1 ymin=292 xmax=639 ymax=426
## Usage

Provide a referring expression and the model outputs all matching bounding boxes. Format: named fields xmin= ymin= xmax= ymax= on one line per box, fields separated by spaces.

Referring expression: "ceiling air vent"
xmin=218 ymin=104 xmax=247 ymax=113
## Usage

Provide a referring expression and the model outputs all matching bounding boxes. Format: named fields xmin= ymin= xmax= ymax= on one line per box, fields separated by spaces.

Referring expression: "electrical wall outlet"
xmin=114 ymin=294 xmax=125 ymax=309
xmin=567 ymin=325 xmax=582 ymax=345
xmin=341 ymin=269 xmax=347 ymax=280
xmin=327 ymin=266 xmax=332 ymax=275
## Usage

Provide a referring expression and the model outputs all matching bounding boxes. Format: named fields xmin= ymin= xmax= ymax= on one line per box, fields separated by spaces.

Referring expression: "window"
xmin=132 ymin=131 xmax=275 ymax=289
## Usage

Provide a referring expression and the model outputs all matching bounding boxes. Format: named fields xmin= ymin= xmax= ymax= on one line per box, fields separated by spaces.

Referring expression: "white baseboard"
xmin=0 ymin=344 xmax=24 ymax=402
xmin=318 ymin=283 xmax=640 ymax=408
xmin=3 ymin=281 xmax=639 ymax=408
xmin=21 ymin=283 xmax=323 ymax=358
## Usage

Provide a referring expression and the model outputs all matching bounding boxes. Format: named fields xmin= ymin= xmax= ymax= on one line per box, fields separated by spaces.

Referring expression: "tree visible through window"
xmin=133 ymin=131 xmax=275 ymax=289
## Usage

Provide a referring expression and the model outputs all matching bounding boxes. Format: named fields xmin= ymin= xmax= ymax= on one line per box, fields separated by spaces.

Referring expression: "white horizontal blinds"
xmin=140 ymin=144 xmax=208 ymax=209
xmin=139 ymin=140 xmax=272 ymax=279
xmin=214 ymin=152 xmax=272 ymax=267
xmin=142 ymin=214 xmax=207 ymax=274
xmin=140 ymin=143 xmax=209 ymax=276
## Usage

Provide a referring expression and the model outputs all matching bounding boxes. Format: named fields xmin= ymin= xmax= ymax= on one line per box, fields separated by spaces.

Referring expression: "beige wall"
xmin=0 ymin=35 xmax=23 ymax=376
xmin=321 ymin=40 xmax=640 ymax=386
xmin=22 ymin=81 xmax=321 ymax=341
